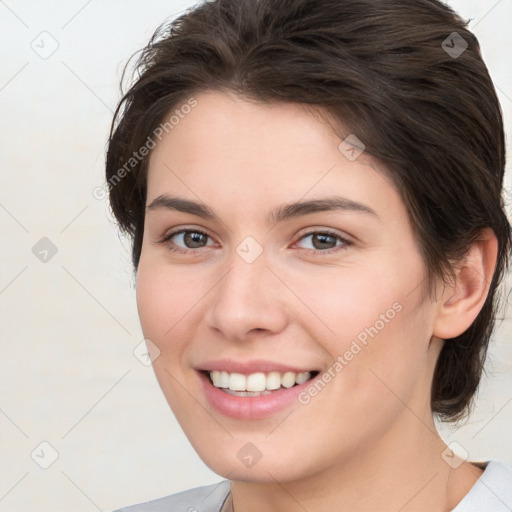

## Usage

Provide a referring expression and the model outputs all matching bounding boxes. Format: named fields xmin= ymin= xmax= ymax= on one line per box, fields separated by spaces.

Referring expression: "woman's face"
xmin=136 ymin=90 xmax=443 ymax=482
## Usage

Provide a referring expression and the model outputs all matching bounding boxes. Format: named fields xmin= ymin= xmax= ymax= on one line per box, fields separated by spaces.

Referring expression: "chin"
xmin=188 ymin=434 xmax=324 ymax=484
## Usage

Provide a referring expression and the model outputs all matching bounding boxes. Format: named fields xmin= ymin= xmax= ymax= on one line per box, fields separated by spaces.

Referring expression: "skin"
xmin=136 ymin=90 xmax=497 ymax=511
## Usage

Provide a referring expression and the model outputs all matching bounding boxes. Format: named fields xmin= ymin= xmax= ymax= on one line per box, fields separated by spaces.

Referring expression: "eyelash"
xmin=157 ymin=228 xmax=352 ymax=256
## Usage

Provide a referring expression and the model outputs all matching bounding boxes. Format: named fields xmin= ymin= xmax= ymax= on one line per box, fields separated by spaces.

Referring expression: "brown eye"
xmin=180 ymin=231 xmax=208 ymax=248
xmin=159 ymin=229 xmax=216 ymax=254
xmin=295 ymin=230 xmax=351 ymax=254
xmin=311 ymin=233 xmax=338 ymax=250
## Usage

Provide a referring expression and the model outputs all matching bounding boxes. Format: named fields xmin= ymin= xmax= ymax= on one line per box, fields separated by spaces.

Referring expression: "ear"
xmin=432 ymin=228 xmax=498 ymax=340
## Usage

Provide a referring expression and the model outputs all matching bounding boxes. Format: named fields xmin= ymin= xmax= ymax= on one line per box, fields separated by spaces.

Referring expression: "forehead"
xmin=146 ymin=90 xmax=404 ymax=222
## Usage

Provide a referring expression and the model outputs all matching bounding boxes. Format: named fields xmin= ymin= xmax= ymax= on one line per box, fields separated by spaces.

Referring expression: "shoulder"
xmin=453 ymin=460 xmax=512 ymax=512
xmin=111 ymin=479 xmax=231 ymax=512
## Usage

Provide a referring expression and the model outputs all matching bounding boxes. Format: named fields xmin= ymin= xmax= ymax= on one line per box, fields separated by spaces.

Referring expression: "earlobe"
xmin=432 ymin=228 xmax=498 ymax=340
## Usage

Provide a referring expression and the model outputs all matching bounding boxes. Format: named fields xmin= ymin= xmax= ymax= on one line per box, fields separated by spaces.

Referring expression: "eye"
xmin=295 ymin=230 xmax=351 ymax=254
xmin=157 ymin=229 xmax=218 ymax=254
xmin=157 ymin=228 xmax=351 ymax=255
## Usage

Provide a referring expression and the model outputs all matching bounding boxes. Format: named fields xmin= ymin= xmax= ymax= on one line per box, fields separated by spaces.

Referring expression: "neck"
xmin=228 ymin=413 xmax=482 ymax=512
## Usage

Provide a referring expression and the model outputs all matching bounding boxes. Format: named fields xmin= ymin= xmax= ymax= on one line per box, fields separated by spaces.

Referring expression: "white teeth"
xmin=224 ymin=389 xmax=273 ymax=397
xmin=266 ymin=371 xmax=281 ymax=390
xmin=296 ymin=372 xmax=310 ymax=385
xmin=228 ymin=372 xmax=246 ymax=391
xmin=246 ymin=372 xmax=266 ymax=392
xmin=281 ymin=372 xmax=296 ymax=388
xmin=211 ymin=370 xmax=221 ymax=387
xmin=208 ymin=370 xmax=313 ymax=392
xmin=219 ymin=371 xmax=229 ymax=388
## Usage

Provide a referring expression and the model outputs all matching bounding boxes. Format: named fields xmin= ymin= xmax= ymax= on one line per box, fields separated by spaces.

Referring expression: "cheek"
xmin=288 ymin=257 xmax=431 ymax=401
xmin=135 ymin=266 xmax=168 ymax=341
xmin=135 ymin=259 xmax=203 ymax=343
xmin=135 ymin=262 xmax=201 ymax=410
xmin=285 ymin=261 xmax=404 ymax=349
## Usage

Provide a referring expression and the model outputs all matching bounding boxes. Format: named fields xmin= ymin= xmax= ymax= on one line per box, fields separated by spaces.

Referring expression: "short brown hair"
xmin=105 ymin=0 xmax=511 ymax=421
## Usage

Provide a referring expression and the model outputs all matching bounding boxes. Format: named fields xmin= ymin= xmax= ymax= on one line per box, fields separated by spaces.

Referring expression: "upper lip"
xmin=196 ymin=359 xmax=317 ymax=375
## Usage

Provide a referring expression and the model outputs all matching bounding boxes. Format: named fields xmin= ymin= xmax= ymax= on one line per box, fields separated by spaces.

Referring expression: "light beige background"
xmin=1 ymin=1 xmax=511 ymax=511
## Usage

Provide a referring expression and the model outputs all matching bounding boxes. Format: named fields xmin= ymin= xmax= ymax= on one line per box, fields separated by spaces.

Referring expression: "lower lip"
xmin=198 ymin=371 xmax=318 ymax=420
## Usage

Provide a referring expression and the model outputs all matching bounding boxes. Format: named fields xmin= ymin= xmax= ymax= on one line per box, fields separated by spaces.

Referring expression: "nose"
xmin=204 ymin=249 xmax=289 ymax=342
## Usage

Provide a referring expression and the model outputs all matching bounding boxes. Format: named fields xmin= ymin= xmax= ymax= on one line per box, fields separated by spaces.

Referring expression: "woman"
xmin=106 ymin=0 xmax=512 ymax=510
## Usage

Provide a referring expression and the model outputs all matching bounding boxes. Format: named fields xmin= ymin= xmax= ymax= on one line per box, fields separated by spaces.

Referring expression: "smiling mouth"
xmin=204 ymin=370 xmax=320 ymax=396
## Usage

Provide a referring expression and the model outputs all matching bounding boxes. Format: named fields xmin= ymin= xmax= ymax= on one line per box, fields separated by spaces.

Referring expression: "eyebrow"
xmin=146 ymin=194 xmax=379 ymax=224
